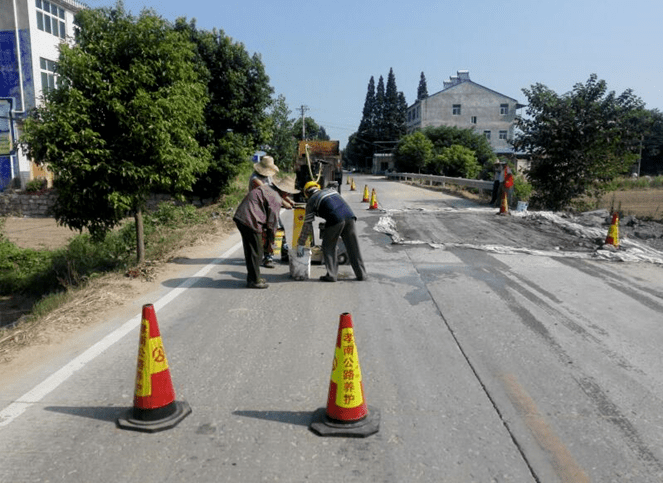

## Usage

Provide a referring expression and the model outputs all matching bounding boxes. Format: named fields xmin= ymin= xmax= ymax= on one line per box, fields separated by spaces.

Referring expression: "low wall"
xmin=0 ymin=190 xmax=57 ymax=217
xmin=0 ymin=190 xmax=212 ymax=218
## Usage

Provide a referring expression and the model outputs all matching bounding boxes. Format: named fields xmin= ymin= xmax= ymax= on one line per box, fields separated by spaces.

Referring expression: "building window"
xmin=500 ymin=103 xmax=509 ymax=115
xmin=499 ymin=130 xmax=508 ymax=140
xmin=484 ymin=130 xmax=491 ymax=140
xmin=471 ymin=116 xmax=477 ymax=124
xmin=40 ymin=57 xmax=58 ymax=93
xmin=36 ymin=0 xmax=66 ymax=39
xmin=452 ymin=104 xmax=461 ymax=115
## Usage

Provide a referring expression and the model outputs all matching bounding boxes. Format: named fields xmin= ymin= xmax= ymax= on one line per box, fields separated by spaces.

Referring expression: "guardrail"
xmin=385 ymin=172 xmax=493 ymax=192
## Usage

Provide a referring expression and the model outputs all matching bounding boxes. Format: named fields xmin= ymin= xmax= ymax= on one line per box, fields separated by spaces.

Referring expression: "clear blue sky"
xmin=90 ymin=0 xmax=662 ymax=149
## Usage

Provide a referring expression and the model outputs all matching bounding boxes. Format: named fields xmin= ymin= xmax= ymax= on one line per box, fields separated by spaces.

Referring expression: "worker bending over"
xmin=234 ymin=177 xmax=298 ymax=289
xmin=296 ymin=182 xmax=367 ymax=282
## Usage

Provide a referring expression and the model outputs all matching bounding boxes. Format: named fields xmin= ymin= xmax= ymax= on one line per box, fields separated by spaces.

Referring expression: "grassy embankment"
xmin=0 ymin=162 xmax=255 ymax=330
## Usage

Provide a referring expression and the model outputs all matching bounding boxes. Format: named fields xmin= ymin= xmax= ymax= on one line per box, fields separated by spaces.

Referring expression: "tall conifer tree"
xmin=384 ymin=68 xmax=400 ymax=141
xmin=358 ymin=76 xmax=376 ymax=142
xmin=375 ymin=75 xmax=385 ymax=140
xmin=417 ymin=72 xmax=429 ymax=100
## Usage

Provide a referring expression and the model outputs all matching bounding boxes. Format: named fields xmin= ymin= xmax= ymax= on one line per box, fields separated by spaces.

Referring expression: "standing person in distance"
xmin=296 ymin=181 xmax=367 ymax=282
xmin=234 ymin=177 xmax=299 ymax=288
xmin=490 ymin=160 xmax=502 ymax=206
xmin=498 ymin=163 xmax=515 ymax=210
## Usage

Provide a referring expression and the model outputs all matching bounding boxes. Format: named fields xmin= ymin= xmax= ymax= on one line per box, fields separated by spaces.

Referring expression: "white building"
xmin=0 ymin=0 xmax=85 ymax=189
xmin=406 ymin=70 xmax=524 ymax=156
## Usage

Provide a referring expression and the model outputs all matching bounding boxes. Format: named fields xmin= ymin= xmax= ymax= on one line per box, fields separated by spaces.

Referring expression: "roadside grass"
xmin=604 ymin=175 xmax=663 ymax=191
xmin=0 ymin=161 xmax=255 ymax=332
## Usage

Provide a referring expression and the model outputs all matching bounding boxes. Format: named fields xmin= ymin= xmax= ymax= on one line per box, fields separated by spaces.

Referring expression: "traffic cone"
xmin=605 ymin=212 xmax=620 ymax=247
xmin=362 ymin=185 xmax=369 ymax=202
xmin=117 ymin=304 xmax=191 ymax=433
xmin=497 ymin=190 xmax=509 ymax=215
xmin=350 ymin=179 xmax=356 ymax=191
xmin=368 ymin=189 xmax=378 ymax=210
xmin=310 ymin=313 xmax=380 ymax=437
xmin=346 ymin=176 xmax=350 ymax=185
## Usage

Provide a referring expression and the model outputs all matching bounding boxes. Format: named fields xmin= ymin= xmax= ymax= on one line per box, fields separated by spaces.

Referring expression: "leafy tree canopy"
xmin=640 ymin=109 xmax=663 ymax=175
xmin=291 ymin=116 xmax=329 ymax=141
xmin=430 ymin=144 xmax=480 ymax=178
xmin=175 ymin=18 xmax=273 ymax=199
xmin=421 ymin=125 xmax=496 ymax=176
xmin=21 ymin=4 xmax=211 ymax=262
xmin=515 ymin=74 xmax=648 ymax=210
xmin=394 ymin=131 xmax=433 ymax=173
xmin=265 ymin=94 xmax=296 ymax=169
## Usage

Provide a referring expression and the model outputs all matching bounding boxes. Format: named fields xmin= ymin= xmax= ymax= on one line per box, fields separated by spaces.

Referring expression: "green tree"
xmin=417 ymin=72 xmax=428 ymax=100
xmin=346 ymin=70 xmax=408 ymax=170
xmin=21 ymin=5 xmax=210 ymax=264
xmin=421 ymin=125 xmax=496 ymax=176
xmin=430 ymin=144 xmax=480 ymax=178
xmin=175 ymin=19 xmax=273 ymax=200
xmin=515 ymin=74 xmax=647 ymax=210
xmin=374 ymin=75 xmax=385 ymax=140
xmin=383 ymin=68 xmax=402 ymax=141
xmin=640 ymin=109 xmax=663 ymax=175
xmin=292 ymin=116 xmax=329 ymax=141
xmin=395 ymin=131 xmax=433 ymax=173
xmin=346 ymin=76 xmax=377 ymax=170
xmin=266 ymin=94 xmax=296 ymax=169
xmin=358 ymin=76 xmax=377 ymax=142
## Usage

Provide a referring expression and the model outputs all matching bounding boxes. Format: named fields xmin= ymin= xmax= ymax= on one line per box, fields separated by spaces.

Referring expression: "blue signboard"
xmin=0 ymin=156 xmax=11 ymax=191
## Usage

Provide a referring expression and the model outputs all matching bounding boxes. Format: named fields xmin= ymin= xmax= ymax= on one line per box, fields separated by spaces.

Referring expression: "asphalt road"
xmin=1 ymin=175 xmax=662 ymax=482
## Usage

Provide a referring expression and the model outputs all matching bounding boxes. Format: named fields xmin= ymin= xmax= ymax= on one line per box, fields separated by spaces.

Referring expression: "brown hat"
xmin=272 ymin=176 xmax=300 ymax=195
xmin=254 ymin=155 xmax=279 ymax=177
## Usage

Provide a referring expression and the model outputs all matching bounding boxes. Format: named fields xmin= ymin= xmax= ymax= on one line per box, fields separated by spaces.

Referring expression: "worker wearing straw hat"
xmin=234 ymin=177 xmax=300 ymax=288
xmin=248 ymin=156 xmax=293 ymax=267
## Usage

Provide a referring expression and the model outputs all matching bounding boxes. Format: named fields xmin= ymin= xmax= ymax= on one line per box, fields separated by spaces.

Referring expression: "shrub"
xmin=24 ymin=178 xmax=47 ymax=193
xmin=513 ymin=174 xmax=533 ymax=202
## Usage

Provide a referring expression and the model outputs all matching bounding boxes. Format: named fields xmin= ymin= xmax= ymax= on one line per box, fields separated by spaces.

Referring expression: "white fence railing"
xmin=386 ymin=172 xmax=493 ymax=192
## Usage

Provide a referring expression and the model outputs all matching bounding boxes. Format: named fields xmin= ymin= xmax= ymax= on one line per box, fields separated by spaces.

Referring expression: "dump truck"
xmin=294 ymin=140 xmax=343 ymax=200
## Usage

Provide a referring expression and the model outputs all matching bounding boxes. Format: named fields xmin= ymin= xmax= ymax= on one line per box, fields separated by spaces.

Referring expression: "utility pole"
xmin=299 ymin=105 xmax=309 ymax=140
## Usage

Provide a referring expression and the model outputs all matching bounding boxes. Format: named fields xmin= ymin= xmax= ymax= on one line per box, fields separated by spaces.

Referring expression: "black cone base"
xmin=309 ymin=406 xmax=380 ymax=438
xmin=117 ymin=400 xmax=191 ymax=433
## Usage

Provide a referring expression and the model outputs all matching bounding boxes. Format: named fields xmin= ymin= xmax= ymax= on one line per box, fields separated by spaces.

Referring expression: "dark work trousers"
xmin=235 ymin=220 xmax=263 ymax=284
xmin=321 ymin=217 xmax=367 ymax=281
xmin=490 ymin=180 xmax=500 ymax=205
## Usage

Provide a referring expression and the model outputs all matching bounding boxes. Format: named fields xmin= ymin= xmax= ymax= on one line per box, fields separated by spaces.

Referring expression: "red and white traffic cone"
xmin=117 ymin=304 xmax=191 ymax=433
xmin=310 ymin=313 xmax=380 ymax=437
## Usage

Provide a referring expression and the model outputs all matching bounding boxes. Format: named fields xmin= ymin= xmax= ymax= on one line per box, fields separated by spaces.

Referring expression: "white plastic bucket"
xmin=516 ymin=201 xmax=528 ymax=212
xmin=289 ymin=248 xmax=311 ymax=280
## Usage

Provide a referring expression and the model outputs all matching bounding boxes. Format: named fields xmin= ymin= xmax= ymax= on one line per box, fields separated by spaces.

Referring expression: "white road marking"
xmin=0 ymin=241 xmax=243 ymax=428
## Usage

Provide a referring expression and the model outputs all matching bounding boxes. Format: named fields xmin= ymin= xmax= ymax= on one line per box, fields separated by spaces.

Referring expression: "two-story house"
xmin=406 ymin=70 xmax=524 ymax=156
xmin=0 ymin=0 xmax=85 ymax=190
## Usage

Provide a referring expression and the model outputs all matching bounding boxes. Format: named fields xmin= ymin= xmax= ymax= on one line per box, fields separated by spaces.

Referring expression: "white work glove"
xmin=296 ymin=245 xmax=305 ymax=257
